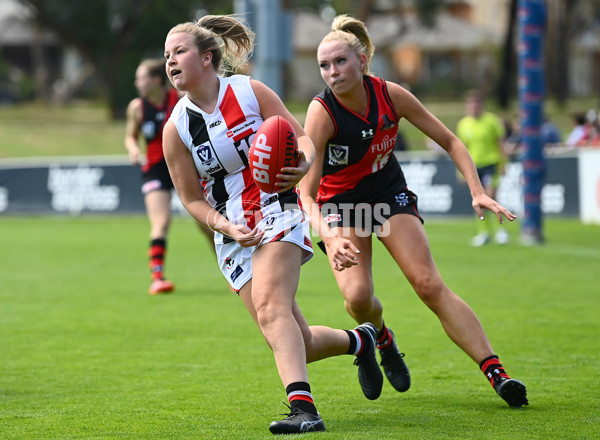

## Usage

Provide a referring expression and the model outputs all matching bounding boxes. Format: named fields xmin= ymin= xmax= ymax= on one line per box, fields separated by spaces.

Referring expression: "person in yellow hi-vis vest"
xmin=457 ymin=90 xmax=508 ymax=246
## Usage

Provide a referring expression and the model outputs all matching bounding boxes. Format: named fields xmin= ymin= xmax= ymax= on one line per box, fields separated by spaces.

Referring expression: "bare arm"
xmin=300 ymin=100 xmax=360 ymax=271
xmin=387 ymin=82 xmax=516 ymax=223
xmin=124 ymin=98 xmax=143 ymax=165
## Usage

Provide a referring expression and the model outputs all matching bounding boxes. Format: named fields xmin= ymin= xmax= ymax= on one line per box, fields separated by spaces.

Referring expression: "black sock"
xmin=344 ymin=329 xmax=358 ymax=355
xmin=286 ymin=382 xmax=317 ymax=415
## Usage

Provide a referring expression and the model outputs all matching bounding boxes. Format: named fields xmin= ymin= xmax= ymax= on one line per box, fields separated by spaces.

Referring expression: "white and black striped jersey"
xmin=169 ymin=75 xmax=300 ymax=244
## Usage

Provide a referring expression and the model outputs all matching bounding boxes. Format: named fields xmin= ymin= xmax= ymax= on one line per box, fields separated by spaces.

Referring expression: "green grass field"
xmin=1 ymin=216 xmax=599 ymax=439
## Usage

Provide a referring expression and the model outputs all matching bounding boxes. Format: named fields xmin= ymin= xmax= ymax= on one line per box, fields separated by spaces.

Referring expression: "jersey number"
xmin=372 ymin=150 xmax=392 ymax=173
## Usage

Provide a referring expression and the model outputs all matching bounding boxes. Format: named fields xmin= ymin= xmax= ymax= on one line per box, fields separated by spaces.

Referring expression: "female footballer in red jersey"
xmin=125 ymin=58 xmax=213 ymax=295
xmin=299 ymin=14 xmax=528 ymax=407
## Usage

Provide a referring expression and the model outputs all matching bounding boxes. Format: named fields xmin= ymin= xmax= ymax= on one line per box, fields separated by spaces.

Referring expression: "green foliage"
xmin=17 ymin=0 xmax=233 ymax=118
xmin=1 ymin=216 xmax=599 ymax=438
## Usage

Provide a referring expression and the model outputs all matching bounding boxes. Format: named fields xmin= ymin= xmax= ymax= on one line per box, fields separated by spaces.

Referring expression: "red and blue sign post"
xmin=518 ymin=0 xmax=547 ymax=244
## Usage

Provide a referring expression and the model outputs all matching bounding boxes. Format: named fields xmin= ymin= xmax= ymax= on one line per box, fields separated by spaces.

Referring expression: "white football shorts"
xmin=215 ymin=208 xmax=314 ymax=292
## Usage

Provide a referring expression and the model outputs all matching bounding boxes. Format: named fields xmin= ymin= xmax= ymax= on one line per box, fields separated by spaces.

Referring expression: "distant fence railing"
xmin=1 ymin=150 xmax=599 ymax=224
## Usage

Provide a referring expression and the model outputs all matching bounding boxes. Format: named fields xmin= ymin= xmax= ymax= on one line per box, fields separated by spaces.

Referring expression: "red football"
xmin=249 ymin=115 xmax=298 ymax=193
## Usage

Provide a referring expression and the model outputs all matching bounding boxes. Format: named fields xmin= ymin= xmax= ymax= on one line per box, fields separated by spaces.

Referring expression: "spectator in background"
xmin=505 ymin=114 xmax=563 ymax=157
xmin=585 ymin=110 xmax=600 ymax=146
xmin=456 ymin=90 xmax=508 ymax=246
xmin=503 ymin=115 xmax=522 ymax=160
xmin=124 ymin=58 xmax=214 ymax=295
xmin=565 ymin=112 xmax=591 ymax=147
xmin=541 ymin=116 xmax=562 ymax=148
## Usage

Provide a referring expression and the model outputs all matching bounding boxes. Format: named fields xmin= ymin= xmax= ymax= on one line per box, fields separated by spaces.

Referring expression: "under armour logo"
xmin=362 ymin=129 xmax=374 ymax=138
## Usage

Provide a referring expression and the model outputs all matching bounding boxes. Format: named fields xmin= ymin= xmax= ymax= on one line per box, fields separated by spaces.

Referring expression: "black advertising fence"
xmin=0 ymin=156 xmax=185 ymax=216
xmin=0 ymin=152 xmax=593 ymax=221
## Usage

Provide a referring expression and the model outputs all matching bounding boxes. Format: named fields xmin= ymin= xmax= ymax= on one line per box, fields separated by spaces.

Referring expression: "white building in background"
xmin=0 ymin=0 xmax=89 ymax=103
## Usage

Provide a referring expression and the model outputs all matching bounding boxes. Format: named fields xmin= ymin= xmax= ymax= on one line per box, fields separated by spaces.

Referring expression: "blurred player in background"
xmin=457 ymin=90 xmax=508 ymax=246
xmin=125 ymin=58 xmax=213 ymax=295
xmin=300 ymin=14 xmax=528 ymax=408
xmin=162 ymin=15 xmax=384 ymax=434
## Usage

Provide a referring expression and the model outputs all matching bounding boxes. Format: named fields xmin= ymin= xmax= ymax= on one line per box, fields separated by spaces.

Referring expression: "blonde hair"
xmin=167 ymin=15 xmax=255 ymax=75
xmin=321 ymin=14 xmax=375 ymax=76
xmin=139 ymin=58 xmax=168 ymax=86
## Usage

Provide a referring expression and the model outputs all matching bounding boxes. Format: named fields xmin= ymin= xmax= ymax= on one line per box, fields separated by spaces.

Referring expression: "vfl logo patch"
xmin=141 ymin=121 xmax=156 ymax=139
xmin=196 ymin=145 xmax=213 ymax=163
xmin=328 ymin=144 xmax=349 ymax=166
xmin=195 ymin=144 xmax=224 ymax=174
xmin=263 ymin=216 xmax=276 ymax=232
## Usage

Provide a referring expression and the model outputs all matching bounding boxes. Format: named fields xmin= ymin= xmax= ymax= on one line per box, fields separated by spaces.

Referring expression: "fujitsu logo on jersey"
xmin=370 ymin=134 xmax=397 ymax=153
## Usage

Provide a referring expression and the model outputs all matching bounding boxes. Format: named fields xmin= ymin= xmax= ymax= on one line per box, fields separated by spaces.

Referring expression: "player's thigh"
xmin=378 ymin=214 xmax=441 ymax=285
xmin=251 ymin=241 xmax=303 ymax=309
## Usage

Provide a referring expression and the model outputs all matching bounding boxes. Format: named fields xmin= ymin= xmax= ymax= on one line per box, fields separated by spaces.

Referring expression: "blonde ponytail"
xmin=167 ymin=15 xmax=255 ymax=75
xmin=321 ymin=14 xmax=375 ymax=76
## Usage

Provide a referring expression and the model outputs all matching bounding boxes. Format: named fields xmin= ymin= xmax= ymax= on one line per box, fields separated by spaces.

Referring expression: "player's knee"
xmin=342 ymin=281 xmax=375 ymax=314
xmin=254 ymin=295 xmax=287 ymax=330
xmin=411 ymin=274 xmax=444 ymax=307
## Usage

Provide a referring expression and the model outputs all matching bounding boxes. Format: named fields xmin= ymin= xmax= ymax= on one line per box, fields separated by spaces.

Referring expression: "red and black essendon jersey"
xmin=314 ymin=76 xmax=407 ymax=206
xmin=141 ymin=87 xmax=180 ymax=172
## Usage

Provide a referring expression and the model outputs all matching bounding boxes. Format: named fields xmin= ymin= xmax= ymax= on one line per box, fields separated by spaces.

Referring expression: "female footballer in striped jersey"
xmin=162 ymin=14 xmax=386 ymax=434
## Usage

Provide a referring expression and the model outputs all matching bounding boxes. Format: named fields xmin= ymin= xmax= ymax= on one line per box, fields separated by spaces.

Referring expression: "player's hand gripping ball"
xmin=249 ymin=115 xmax=299 ymax=193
